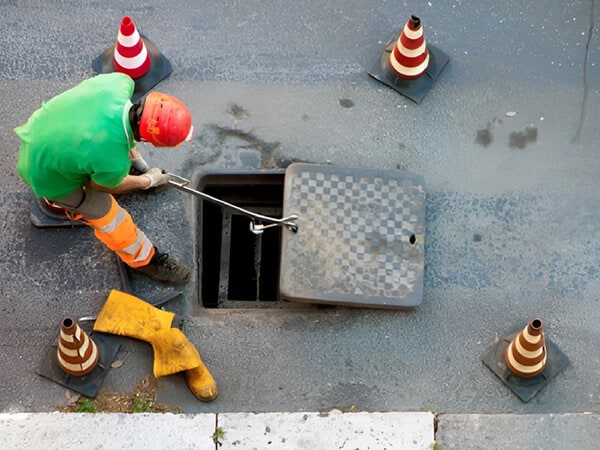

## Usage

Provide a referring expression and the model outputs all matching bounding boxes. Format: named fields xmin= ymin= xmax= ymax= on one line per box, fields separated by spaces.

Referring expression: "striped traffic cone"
xmin=93 ymin=16 xmax=173 ymax=100
xmin=56 ymin=318 xmax=99 ymax=377
xmin=505 ymin=318 xmax=547 ymax=378
xmin=389 ymin=15 xmax=430 ymax=80
xmin=112 ymin=16 xmax=151 ymax=79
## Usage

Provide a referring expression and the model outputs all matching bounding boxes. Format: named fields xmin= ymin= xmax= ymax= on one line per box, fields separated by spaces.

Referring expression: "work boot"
xmin=134 ymin=249 xmax=192 ymax=285
xmin=184 ymin=361 xmax=219 ymax=402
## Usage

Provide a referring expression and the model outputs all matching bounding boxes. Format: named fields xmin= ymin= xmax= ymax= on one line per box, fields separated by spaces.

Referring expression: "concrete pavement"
xmin=3 ymin=411 xmax=600 ymax=449
xmin=1 ymin=411 xmax=435 ymax=449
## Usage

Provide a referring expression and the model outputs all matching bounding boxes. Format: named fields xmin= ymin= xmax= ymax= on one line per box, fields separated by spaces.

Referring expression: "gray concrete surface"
xmin=437 ymin=413 xmax=600 ymax=450
xmin=1 ymin=411 xmax=435 ymax=450
xmin=0 ymin=0 xmax=599 ymax=447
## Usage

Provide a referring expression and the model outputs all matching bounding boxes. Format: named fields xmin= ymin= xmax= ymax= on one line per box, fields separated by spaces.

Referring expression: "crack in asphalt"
xmin=572 ymin=0 xmax=596 ymax=143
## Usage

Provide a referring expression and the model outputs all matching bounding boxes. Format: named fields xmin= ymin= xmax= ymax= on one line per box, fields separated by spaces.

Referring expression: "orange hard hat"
xmin=139 ymin=92 xmax=194 ymax=147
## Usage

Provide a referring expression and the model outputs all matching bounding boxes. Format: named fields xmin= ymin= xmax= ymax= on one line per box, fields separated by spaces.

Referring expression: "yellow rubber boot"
xmin=93 ymin=290 xmax=174 ymax=341
xmin=184 ymin=359 xmax=219 ymax=402
xmin=93 ymin=290 xmax=218 ymax=402
xmin=150 ymin=328 xmax=202 ymax=377
xmin=152 ymin=328 xmax=218 ymax=401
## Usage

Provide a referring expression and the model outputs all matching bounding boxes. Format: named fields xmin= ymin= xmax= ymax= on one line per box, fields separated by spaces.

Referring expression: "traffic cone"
xmin=112 ymin=16 xmax=151 ymax=79
xmin=389 ymin=15 xmax=429 ymax=80
xmin=56 ymin=318 xmax=99 ymax=377
xmin=504 ymin=318 xmax=547 ymax=378
xmin=93 ymin=16 xmax=173 ymax=101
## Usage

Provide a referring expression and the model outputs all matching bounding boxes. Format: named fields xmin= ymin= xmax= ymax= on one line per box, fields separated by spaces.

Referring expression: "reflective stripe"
xmin=114 ymin=45 xmax=149 ymax=70
xmin=85 ymin=195 xmax=154 ymax=268
xmin=118 ymin=230 xmax=153 ymax=264
xmin=389 ymin=52 xmax=430 ymax=77
xmin=117 ymin=28 xmax=141 ymax=47
xmin=133 ymin=234 xmax=154 ymax=264
xmin=96 ymin=206 xmax=127 ymax=235
xmin=506 ymin=343 xmax=547 ymax=374
xmin=515 ymin=338 xmax=544 ymax=358
xmin=396 ymin=40 xmax=426 ymax=57
xmin=403 ymin=25 xmax=423 ymax=40
xmin=57 ymin=344 xmax=98 ymax=373
xmin=60 ymin=326 xmax=81 ymax=343
xmin=59 ymin=336 xmax=91 ymax=359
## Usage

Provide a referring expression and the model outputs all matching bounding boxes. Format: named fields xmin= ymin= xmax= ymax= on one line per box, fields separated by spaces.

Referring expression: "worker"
xmin=15 ymin=73 xmax=193 ymax=285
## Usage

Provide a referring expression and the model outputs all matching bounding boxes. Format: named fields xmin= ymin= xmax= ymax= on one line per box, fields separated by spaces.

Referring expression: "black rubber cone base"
xmin=368 ymin=34 xmax=449 ymax=104
xmin=36 ymin=327 xmax=122 ymax=398
xmin=92 ymin=36 xmax=173 ymax=102
xmin=482 ymin=330 xmax=570 ymax=402
xmin=30 ymin=197 xmax=84 ymax=228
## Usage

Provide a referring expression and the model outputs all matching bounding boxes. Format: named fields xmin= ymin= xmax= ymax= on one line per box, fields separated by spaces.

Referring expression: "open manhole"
xmin=196 ymin=170 xmax=291 ymax=308
xmin=196 ymin=164 xmax=426 ymax=309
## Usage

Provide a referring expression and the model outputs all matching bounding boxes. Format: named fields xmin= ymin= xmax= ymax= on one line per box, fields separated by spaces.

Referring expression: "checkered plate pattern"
xmin=280 ymin=164 xmax=425 ymax=308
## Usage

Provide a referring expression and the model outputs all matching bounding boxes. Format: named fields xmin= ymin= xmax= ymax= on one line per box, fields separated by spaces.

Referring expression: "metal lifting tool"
xmin=167 ymin=173 xmax=299 ymax=235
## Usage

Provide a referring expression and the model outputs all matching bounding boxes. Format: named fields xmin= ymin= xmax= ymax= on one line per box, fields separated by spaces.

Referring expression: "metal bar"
xmin=218 ymin=210 xmax=232 ymax=303
xmin=167 ymin=173 xmax=298 ymax=234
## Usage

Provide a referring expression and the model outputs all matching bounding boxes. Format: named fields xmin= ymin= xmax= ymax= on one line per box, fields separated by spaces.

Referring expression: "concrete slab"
xmin=0 ymin=411 xmax=434 ymax=449
xmin=0 ymin=412 xmax=216 ymax=449
xmin=218 ymin=411 xmax=435 ymax=449
xmin=436 ymin=413 xmax=600 ymax=450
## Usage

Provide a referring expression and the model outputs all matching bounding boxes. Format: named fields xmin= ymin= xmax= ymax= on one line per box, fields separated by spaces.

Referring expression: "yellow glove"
xmin=93 ymin=290 xmax=174 ymax=341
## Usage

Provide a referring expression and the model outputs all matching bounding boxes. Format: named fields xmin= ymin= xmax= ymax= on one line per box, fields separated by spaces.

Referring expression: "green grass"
xmin=212 ymin=427 xmax=225 ymax=445
xmin=76 ymin=398 xmax=96 ymax=413
xmin=131 ymin=396 xmax=152 ymax=413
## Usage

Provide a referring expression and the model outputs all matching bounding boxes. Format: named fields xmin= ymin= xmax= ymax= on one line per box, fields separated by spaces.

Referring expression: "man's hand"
xmin=130 ymin=155 xmax=150 ymax=174
xmin=143 ymin=168 xmax=171 ymax=189
xmin=129 ymin=147 xmax=150 ymax=174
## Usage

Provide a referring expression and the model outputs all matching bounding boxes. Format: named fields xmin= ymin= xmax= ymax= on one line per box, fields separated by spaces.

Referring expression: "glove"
xmin=143 ymin=168 xmax=171 ymax=189
xmin=130 ymin=155 xmax=150 ymax=174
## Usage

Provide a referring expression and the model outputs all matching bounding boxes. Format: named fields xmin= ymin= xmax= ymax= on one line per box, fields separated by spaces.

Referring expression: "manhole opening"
xmin=196 ymin=171 xmax=290 ymax=308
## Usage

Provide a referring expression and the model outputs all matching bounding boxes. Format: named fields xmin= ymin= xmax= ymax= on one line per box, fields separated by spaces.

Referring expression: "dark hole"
xmin=200 ymin=201 xmax=223 ymax=308
xmin=198 ymin=174 xmax=284 ymax=307
xmin=409 ymin=234 xmax=416 ymax=245
xmin=226 ymin=214 xmax=257 ymax=300
xmin=531 ymin=319 xmax=542 ymax=329
xmin=62 ymin=318 xmax=73 ymax=327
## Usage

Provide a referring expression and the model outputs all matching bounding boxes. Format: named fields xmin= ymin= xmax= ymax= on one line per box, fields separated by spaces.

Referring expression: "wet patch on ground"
xmin=183 ymin=123 xmax=299 ymax=175
xmin=474 ymin=118 xmax=503 ymax=148
xmin=339 ymin=98 xmax=355 ymax=109
xmin=509 ymin=126 xmax=538 ymax=149
xmin=475 ymin=117 xmax=539 ymax=150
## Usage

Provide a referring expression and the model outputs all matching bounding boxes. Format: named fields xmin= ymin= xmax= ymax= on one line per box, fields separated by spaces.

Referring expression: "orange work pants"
xmin=53 ymin=188 xmax=154 ymax=268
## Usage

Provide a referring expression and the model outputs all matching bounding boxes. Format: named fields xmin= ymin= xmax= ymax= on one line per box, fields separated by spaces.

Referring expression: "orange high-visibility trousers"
xmin=83 ymin=194 xmax=155 ymax=268
xmin=53 ymin=188 xmax=155 ymax=268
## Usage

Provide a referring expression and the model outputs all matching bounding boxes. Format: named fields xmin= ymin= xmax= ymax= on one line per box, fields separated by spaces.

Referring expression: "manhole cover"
xmin=280 ymin=163 xmax=425 ymax=308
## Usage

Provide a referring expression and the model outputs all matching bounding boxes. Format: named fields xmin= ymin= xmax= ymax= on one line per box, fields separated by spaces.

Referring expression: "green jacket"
xmin=16 ymin=73 xmax=136 ymax=200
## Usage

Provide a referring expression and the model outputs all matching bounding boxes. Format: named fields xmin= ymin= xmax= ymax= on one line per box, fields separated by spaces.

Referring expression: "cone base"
xmin=368 ymin=34 xmax=449 ymax=104
xmin=92 ymin=35 xmax=173 ymax=102
xmin=37 ymin=328 xmax=122 ymax=398
xmin=482 ymin=330 xmax=569 ymax=402
xmin=30 ymin=197 xmax=85 ymax=228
